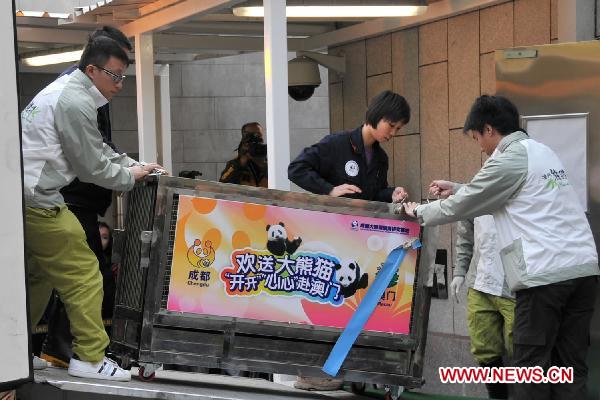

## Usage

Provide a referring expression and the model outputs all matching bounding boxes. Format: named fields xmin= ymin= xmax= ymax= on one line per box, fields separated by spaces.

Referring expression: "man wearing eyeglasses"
xmin=21 ymin=36 xmax=161 ymax=382
xmin=38 ymin=27 xmax=135 ymax=372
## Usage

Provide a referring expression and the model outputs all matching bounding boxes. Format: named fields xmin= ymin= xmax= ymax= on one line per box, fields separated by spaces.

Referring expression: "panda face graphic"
xmin=267 ymin=224 xmax=287 ymax=241
xmin=335 ymin=262 xmax=358 ymax=288
xmin=334 ymin=261 xmax=368 ymax=298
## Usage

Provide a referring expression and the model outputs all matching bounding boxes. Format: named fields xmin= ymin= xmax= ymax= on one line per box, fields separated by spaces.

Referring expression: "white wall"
xmin=0 ymin=2 xmax=30 ymax=387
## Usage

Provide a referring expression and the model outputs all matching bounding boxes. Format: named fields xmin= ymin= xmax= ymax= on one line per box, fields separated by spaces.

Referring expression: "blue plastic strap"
xmin=322 ymin=239 xmax=422 ymax=377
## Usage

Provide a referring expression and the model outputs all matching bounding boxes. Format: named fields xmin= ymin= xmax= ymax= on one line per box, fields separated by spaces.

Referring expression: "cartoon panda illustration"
xmin=187 ymin=239 xmax=215 ymax=268
xmin=266 ymin=222 xmax=302 ymax=256
xmin=335 ymin=261 xmax=369 ymax=298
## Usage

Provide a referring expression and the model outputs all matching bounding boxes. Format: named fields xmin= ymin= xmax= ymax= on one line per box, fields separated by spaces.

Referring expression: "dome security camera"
xmin=288 ymin=56 xmax=321 ymax=101
xmin=287 ymin=51 xmax=346 ymax=101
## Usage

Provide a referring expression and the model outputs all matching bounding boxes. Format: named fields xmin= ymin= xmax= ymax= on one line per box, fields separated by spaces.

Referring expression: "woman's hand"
xmin=329 ymin=184 xmax=362 ymax=197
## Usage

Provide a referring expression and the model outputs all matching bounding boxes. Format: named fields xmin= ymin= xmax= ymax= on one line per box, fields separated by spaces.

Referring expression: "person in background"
xmin=287 ymin=90 xmax=411 ymax=392
xmin=40 ymin=26 xmax=135 ymax=370
xmin=22 ymin=35 xmax=161 ymax=382
xmin=454 ymin=215 xmax=515 ymax=399
xmin=98 ymin=221 xmax=116 ymax=322
xmin=219 ymin=122 xmax=267 ymax=187
xmin=99 ymin=221 xmax=112 ymax=257
xmin=288 ymin=90 xmax=408 ymax=203
xmin=404 ymin=95 xmax=598 ymax=400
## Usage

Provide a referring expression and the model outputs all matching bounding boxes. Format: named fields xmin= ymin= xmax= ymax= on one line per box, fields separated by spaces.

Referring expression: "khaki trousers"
xmin=467 ymin=288 xmax=515 ymax=364
xmin=26 ymin=206 xmax=108 ymax=362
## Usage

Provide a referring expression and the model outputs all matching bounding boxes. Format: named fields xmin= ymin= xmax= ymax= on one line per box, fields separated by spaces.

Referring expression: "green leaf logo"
xmin=546 ymin=178 xmax=559 ymax=190
xmin=22 ymin=104 xmax=39 ymax=123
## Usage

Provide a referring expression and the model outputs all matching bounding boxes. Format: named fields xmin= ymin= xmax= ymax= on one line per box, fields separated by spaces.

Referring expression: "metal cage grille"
xmin=115 ymin=181 xmax=158 ymax=311
xmin=160 ymin=193 xmax=179 ymax=309
xmin=109 ymin=177 xmax=429 ymax=388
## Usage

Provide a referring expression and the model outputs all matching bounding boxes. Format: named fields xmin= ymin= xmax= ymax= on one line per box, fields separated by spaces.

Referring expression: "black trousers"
xmin=513 ymin=275 xmax=598 ymax=400
xmin=42 ymin=206 xmax=114 ymax=362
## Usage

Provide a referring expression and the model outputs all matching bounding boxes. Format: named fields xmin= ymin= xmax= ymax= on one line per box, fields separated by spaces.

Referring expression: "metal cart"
xmin=109 ymin=175 xmax=436 ymax=396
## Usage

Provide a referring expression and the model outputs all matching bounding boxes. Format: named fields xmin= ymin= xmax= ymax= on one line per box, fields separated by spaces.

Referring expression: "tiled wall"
xmin=111 ymin=52 xmax=330 ymax=181
xmin=328 ymin=0 xmax=557 ymax=395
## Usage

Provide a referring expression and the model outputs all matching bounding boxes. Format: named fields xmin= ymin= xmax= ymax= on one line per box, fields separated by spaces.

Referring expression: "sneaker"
xmin=32 ymin=355 xmax=50 ymax=370
xmin=294 ymin=376 xmax=344 ymax=391
xmin=40 ymin=352 xmax=69 ymax=369
xmin=68 ymin=357 xmax=131 ymax=382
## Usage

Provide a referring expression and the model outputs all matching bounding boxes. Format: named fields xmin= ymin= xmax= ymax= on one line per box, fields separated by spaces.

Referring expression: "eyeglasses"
xmin=94 ymin=65 xmax=126 ymax=84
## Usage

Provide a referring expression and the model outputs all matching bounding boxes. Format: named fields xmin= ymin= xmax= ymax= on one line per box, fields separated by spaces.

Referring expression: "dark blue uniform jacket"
xmin=288 ymin=127 xmax=394 ymax=202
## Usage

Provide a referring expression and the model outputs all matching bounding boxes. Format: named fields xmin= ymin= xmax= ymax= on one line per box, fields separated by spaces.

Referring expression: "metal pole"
xmin=157 ymin=64 xmax=172 ymax=173
xmin=263 ymin=0 xmax=291 ymax=190
xmin=135 ymin=33 xmax=158 ymax=162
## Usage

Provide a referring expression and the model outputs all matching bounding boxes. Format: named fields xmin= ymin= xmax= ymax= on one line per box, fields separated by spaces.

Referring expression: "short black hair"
xmin=365 ymin=90 xmax=410 ymax=128
xmin=463 ymin=95 xmax=521 ymax=136
xmin=89 ymin=26 xmax=132 ymax=52
xmin=98 ymin=221 xmax=111 ymax=231
xmin=78 ymin=36 xmax=130 ymax=72
xmin=241 ymin=122 xmax=262 ymax=136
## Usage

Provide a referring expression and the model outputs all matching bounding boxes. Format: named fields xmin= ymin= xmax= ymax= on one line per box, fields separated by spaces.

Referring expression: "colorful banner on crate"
xmin=166 ymin=195 xmax=420 ymax=335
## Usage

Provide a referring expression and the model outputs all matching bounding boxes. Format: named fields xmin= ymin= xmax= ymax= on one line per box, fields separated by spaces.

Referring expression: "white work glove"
xmin=449 ymin=276 xmax=465 ymax=303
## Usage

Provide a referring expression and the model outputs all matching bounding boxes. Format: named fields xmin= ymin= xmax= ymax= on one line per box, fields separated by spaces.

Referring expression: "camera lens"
xmin=288 ymin=85 xmax=315 ymax=101
xmin=249 ymin=142 xmax=267 ymax=158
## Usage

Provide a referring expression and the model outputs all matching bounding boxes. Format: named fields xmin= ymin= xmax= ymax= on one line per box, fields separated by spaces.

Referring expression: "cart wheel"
xmin=138 ymin=366 xmax=156 ymax=382
xmin=350 ymin=382 xmax=366 ymax=394
xmin=383 ymin=385 xmax=405 ymax=400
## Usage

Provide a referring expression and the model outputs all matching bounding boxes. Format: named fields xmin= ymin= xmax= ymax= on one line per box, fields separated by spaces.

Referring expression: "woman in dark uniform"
xmin=288 ymin=90 xmax=410 ymax=203
xmin=288 ymin=90 xmax=410 ymax=392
